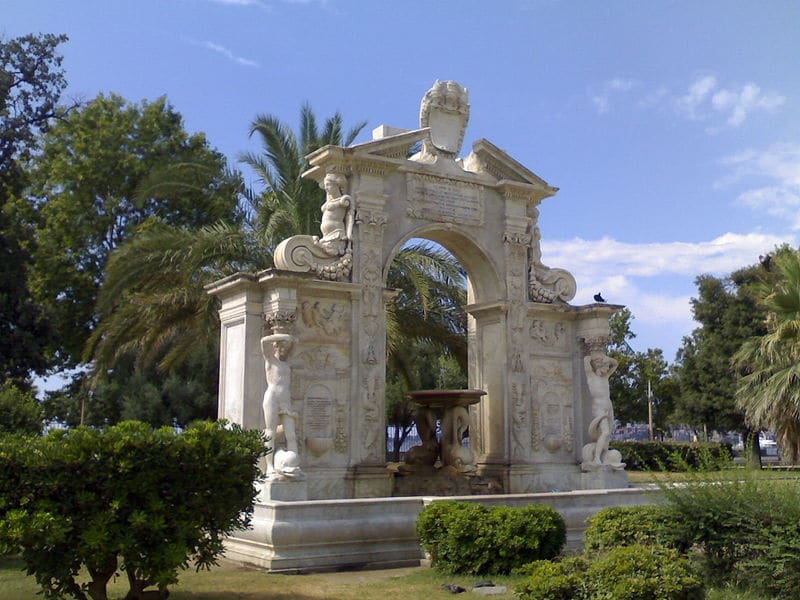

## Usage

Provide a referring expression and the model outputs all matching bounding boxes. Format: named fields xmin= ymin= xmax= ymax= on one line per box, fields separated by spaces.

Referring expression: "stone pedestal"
xmin=580 ymin=468 xmax=629 ymax=490
xmin=257 ymin=478 xmax=308 ymax=503
xmin=346 ymin=465 xmax=394 ymax=498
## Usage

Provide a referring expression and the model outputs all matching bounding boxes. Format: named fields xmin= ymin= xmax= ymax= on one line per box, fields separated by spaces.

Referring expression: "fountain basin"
xmin=405 ymin=388 xmax=486 ymax=410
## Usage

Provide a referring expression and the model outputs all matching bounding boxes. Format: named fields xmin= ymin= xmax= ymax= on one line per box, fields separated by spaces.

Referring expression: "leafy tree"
xmin=43 ymin=347 xmax=218 ymax=428
xmin=673 ymin=260 xmax=771 ymax=459
xmin=0 ymin=420 xmax=266 ymax=600
xmin=87 ymin=105 xmax=367 ymax=382
xmin=608 ymin=308 xmax=677 ymax=434
xmin=734 ymin=249 xmax=800 ymax=460
xmin=26 ymin=93 xmax=242 ymax=368
xmin=0 ymin=33 xmax=70 ymax=384
xmin=0 ymin=382 xmax=43 ymax=434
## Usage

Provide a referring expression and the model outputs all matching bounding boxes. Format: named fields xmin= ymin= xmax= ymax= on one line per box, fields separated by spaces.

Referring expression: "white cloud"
xmin=596 ymin=74 xmax=784 ymax=130
xmin=543 ymin=232 xmax=791 ymax=279
xmin=201 ymin=41 xmax=260 ymax=67
xmin=676 ymin=75 xmax=784 ymax=129
xmin=710 ymin=83 xmax=785 ymax=127
xmin=719 ymin=143 xmax=800 ymax=228
xmin=738 ymin=187 xmax=800 ymax=230
xmin=539 ymin=232 xmax=794 ymax=335
xmin=592 ymin=78 xmax=637 ymax=115
xmin=722 ymin=143 xmax=800 ymax=187
xmin=676 ymin=75 xmax=717 ymax=120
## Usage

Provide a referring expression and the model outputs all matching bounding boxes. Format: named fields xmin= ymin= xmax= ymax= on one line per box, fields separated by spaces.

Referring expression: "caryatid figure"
xmin=261 ymin=333 xmax=302 ymax=478
xmin=581 ymin=352 xmax=625 ymax=471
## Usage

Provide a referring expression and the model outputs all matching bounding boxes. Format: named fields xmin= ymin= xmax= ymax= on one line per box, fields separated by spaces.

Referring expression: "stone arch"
xmin=383 ymin=223 xmax=502 ymax=306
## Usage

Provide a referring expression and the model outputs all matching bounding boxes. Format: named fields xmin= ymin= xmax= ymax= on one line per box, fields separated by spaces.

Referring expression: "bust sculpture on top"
xmin=273 ymin=171 xmax=354 ymax=281
xmin=411 ymin=80 xmax=470 ymax=169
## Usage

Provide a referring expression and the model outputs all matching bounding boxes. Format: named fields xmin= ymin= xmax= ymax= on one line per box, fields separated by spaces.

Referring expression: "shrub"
xmin=584 ymin=504 xmax=689 ymax=554
xmin=514 ymin=557 xmax=588 ymax=600
xmin=0 ymin=420 xmax=266 ymax=600
xmin=611 ymin=440 xmax=732 ymax=471
xmin=661 ymin=470 xmax=800 ymax=595
xmin=417 ymin=501 xmax=566 ymax=575
xmin=737 ymin=520 xmax=800 ymax=599
xmin=515 ymin=546 xmax=702 ymax=600
xmin=584 ymin=544 xmax=704 ymax=600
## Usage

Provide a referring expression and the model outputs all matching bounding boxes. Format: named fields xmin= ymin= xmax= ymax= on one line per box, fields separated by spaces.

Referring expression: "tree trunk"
xmin=86 ymin=557 xmax=117 ymax=600
xmin=744 ymin=427 xmax=762 ymax=470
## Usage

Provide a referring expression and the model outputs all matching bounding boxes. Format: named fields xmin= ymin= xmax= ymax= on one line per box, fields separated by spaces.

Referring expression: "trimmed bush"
xmin=0 ymin=420 xmax=266 ymax=600
xmin=515 ymin=546 xmax=702 ymax=600
xmin=584 ymin=544 xmax=704 ymax=600
xmin=514 ymin=557 xmax=588 ymax=600
xmin=611 ymin=440 xmax=732 ymax=471
xmin=416 ymin=501 xmax=566 ymax=575
xmin=584 ymin=504 xmax=689 ymax=554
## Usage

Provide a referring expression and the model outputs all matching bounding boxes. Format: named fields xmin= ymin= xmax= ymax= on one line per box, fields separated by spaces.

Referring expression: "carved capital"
xmin=264 ymin=309 xmax=297 ymax=334
xmin=503 ymin=231 xmax=532 ymax=246
xmin=355 ymin=209 xmax=387 ymax=228
xmin=582 ymin=336 xmax=612 ymax=355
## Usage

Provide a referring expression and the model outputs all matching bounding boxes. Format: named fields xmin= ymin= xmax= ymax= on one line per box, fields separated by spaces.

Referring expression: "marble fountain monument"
xmin=205 ymin=81 xmax=649 ymax=571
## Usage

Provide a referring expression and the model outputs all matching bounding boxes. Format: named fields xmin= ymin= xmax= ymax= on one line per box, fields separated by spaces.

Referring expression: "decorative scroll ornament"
xmin=527 ymin=213 xmax=576 ymax=303
xmin=274 ymin=172 xmax=354 ymax=281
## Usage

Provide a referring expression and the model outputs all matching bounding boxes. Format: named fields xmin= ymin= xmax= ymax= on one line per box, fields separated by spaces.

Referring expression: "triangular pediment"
xmin=349 ymin=128 xmax=429 ymax=160
xmin=462 ymin=138 xmax=558 ymax=195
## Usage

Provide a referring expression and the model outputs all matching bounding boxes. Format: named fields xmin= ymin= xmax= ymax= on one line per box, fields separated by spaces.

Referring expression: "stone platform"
xmin=223 ymin=487 xmax=657 ymax=572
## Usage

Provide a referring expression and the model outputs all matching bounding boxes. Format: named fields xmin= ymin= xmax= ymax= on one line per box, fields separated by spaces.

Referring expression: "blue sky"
xmin=6 ymin=0 xmax=800 ymax=361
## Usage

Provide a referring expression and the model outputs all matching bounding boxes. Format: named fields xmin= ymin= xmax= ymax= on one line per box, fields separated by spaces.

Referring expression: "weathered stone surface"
xmin=471 ymin=585 xmax=507 ymax=596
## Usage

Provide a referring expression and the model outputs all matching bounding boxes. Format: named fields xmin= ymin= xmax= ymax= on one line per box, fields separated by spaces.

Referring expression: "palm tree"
xmin=734 ymin=250 xmax=800 ymax=461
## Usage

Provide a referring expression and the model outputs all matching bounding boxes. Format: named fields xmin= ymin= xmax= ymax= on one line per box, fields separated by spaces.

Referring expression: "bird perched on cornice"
xmin=593 ymin=292 xmax=606 ymax=303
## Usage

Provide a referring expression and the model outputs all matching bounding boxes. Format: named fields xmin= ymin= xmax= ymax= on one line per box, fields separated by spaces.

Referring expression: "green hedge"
xmin=416 ymin=501 xmax=565 ymax=575
xmin=515 ymin=545 xmax=703 ymax=600
xmin=583 ymin=505 xmax=689 ymax=554
xmin=0 ymin=421 xmax=266 ymax=600
xmin=610 ymin=440 xmax=732 ymax=471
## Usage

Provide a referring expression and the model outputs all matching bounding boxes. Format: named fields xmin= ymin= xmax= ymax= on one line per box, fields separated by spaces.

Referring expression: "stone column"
xmin=348 ymin=170 xmax=393 ymax=497
xmin=207 ymin=274 xmax=265 ymax=431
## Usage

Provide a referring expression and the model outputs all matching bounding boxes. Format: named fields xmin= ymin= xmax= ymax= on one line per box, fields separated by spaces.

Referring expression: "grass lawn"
xmin=0 ymin=556 xmax=524 ymax=599
xmin=627 ymin=468 xmax=800 ymax=485
xmin=1 ymin=555 xmax=771 ymax=599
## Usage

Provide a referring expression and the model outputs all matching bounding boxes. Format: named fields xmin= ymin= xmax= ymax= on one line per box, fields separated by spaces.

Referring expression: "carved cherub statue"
xmin=313 ymin=172 xmax=354 ymax=257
